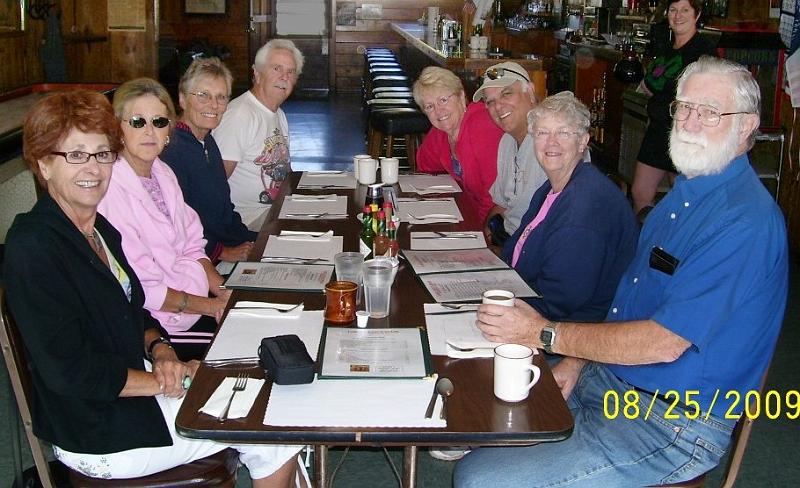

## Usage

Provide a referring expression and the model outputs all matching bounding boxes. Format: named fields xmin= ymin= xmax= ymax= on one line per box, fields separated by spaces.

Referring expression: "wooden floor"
xmin=284 ymin=92 xmax=366 ymax=172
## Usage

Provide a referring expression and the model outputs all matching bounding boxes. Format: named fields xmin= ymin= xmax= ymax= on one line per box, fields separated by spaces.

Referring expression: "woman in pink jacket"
xmin=99 ymin=78 xmax=229 ymax=360
xmin=413 ymin=66 xmax=504 ymax=224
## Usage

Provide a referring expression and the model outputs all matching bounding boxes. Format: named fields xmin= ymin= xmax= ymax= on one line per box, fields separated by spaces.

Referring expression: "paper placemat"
xmin=278 ymin=195 xmax=348 ymax=220
xmin=297 ymin=172 xmax=357 ymax=189
xmin=263 ymin=234 xmax=343 ymax=264
xmin=205 ymin=310 xmax=324 ymax=362
xmin=424 ymin=303 xmax=494 ymax=359
xmin=410 ymin=231 xmax=487 ymax=250
xmin=265 ymin=376 xmax=446 ymax=428
xmin=398 ymin=174 xmax=462 ymax=194
xmin=395 ymin=198 xmax=463 ymax=224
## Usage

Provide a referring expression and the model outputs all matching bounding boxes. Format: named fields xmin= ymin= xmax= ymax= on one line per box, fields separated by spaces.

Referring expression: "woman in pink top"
xmin=414 ymin=67 xmax=503 ymax=223
xmin=98 ymin=78 xmax=230 ymax=360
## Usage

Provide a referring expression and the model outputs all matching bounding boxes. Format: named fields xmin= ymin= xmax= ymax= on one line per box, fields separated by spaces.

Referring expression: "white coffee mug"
xmin=494 ymin=343 xmax=541 ymax=402
xmin=469 ymin=35 xmax=480 ymax=50
xmin=353 ymin=154 xmax=370 ymax=181
xmin=357 ymin=158 xmax=378 ymax=185
xmin=380 ymin=157 xmax=400 ymax=184
xmin=482 ymin=289 xmax=515 ymax=307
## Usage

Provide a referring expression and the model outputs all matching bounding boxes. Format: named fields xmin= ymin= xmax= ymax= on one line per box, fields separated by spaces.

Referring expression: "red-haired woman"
xmin=4 ymin=90 xmax=305 ymax=486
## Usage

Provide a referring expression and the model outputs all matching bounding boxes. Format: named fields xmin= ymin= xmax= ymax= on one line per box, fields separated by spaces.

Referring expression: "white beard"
xmin=669 ymin=121 xmax=740 ymax=178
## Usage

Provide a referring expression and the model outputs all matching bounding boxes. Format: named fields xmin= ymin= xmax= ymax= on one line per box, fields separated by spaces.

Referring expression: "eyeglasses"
xmin=51 ymin=150 xmax=118 ymax=164
xmin=422 ymin=93 xmax=456 ymax=113
xmin=533 ymin=129 xmax=581 ymax=140
xmin=669 ymin=100 xmax=751 ymax=127
xmin=484 ymin=67 xmax=529 ymax=81
xmin=125 ymin=116 xmax=171 ymax=129
xmin=189 ymin=91 xmax=230 ymax=105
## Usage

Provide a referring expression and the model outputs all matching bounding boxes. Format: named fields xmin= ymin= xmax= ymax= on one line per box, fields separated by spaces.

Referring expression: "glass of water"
xmin=334 ymin=252 xmax=365 ymax=303
xmin=362 ymin=258 xmax=395 ymax=318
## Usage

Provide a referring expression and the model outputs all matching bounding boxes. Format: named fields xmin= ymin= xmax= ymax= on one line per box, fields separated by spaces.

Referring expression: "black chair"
xmin=0 ymin=288 xmax=239 ymax=488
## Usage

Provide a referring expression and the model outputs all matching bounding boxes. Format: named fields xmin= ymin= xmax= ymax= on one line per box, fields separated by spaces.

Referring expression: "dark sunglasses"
xmin=126 ymin=115 xmax=170 ymax=129
xmin=484 ymin=67 xmax=530 ymax=82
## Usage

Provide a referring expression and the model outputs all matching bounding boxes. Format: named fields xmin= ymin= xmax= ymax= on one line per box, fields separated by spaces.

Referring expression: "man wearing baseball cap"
xmin=475 ymin=62 xmax=548 ymax=247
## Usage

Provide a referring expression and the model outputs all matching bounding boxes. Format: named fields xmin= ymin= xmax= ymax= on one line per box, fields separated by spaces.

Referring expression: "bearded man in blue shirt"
xmin=456 ymin=56 xmax=789 ymax=487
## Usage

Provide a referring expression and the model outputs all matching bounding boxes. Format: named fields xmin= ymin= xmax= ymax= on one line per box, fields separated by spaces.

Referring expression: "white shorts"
xmin=53 ymin=392 xmax=306 ymax=481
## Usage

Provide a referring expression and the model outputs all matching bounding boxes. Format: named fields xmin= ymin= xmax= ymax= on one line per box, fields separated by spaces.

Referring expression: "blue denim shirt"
xmin=607 ymin=154 xmax=788 ymax=414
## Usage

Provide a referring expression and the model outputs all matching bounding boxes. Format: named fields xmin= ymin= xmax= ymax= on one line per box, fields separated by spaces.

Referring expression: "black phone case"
xmin=258 ymin=334 xmax=315 ymax=385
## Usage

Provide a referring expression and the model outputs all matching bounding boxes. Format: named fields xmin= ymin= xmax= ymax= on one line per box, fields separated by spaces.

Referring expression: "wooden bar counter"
xmin=391 ymin=22 xmax=548 ymax=97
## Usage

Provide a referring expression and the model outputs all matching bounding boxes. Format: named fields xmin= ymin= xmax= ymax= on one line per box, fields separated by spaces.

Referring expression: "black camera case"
xmin=258 ymin=334 xmax=315 ymax=385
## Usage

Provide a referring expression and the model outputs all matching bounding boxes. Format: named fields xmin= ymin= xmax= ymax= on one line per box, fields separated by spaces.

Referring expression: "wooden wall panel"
xmin=332 ymin=0 xmax=463 ymax=92
xmin=159 ymin=1 xmax=250 ymax=94
xmin=0 ymin=9 xmax=44 ymax=92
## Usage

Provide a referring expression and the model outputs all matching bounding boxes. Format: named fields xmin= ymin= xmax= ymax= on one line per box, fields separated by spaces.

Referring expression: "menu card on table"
xmin=418 ymin=269 xmax=540 ymax=303
xmin=297 ymin=171 xmax=357 ymax=189
xmin=223 ymin=262 xmax=333 ymax=292
xmin=318 ymin=327 xmax=433 ymax=379
xmin=403 ymin=248 xmax=507 ymax=275
xmin=395 ymin=197 xmax=463 ymax=223
xmin=410 ymin=231 xmax=487 ymax=250
xmin=262 ymin=232 xmax=343 ymax=265
xmin=278 ymin=194 xmax=348 ymax=220
xmin=398 ymin=174 xmax=462 ymax=194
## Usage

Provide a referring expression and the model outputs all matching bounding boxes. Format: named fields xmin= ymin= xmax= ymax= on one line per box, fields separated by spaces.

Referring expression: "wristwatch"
xmin=147 ymin=336 xmax=173 ymax=362
xmin=540 ymin=322 xmax=558 ymax=354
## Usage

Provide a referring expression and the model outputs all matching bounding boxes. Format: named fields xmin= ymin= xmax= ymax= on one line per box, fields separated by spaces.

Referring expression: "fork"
xmin=284 ymin=212 xmax=347 ymax=219
xmin=232 ymin=302 xmax=304 ymax=313
xmin=218 ymin=373 xmax=248 ymax=422
xmin=260 ymin=256 xmax=326 ymax=263
xmin=407 ymin=213 xmax=457 ymax=221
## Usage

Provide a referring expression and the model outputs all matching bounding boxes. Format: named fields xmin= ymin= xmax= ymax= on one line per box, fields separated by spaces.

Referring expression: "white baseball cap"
xmin=473 ymin=62 xmax=531 ymax=102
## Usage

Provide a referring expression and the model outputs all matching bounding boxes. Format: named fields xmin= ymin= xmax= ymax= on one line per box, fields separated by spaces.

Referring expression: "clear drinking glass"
xmin=334 ymin=252 xmax=365 ymax=303
xmin=362 ymin=259 xmax=395 ymax=318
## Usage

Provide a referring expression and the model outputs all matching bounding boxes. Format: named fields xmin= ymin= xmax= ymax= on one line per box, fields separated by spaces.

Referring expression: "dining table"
xmin=175 ymin=171 xmax=574 ymax=488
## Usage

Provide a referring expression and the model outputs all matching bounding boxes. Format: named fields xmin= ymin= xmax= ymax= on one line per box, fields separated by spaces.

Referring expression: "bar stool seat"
xmin=367 ymin=108 xmax=431 ymax=171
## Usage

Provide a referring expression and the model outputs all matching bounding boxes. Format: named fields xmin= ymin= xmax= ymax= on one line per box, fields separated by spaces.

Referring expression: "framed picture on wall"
xmin=184 ymin=0 xmax=226 ymax=15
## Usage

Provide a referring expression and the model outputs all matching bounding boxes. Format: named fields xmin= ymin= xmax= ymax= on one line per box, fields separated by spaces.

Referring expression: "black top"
xmin=160 ymin=124 xmax=256 ymax=260
xmin=4 ymin=194 xmax=172 ymax=454
xmin=638 ymin=32 xmax=716 ymax=171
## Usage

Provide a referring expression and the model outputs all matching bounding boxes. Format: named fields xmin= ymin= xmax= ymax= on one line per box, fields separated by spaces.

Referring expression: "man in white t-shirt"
xmin=213 ymin=39 xmax=304 ymax=228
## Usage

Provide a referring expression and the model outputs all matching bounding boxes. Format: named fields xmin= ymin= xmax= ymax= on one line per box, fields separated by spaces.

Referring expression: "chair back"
xmin=0 ymin=288 xmax=56 ymax=488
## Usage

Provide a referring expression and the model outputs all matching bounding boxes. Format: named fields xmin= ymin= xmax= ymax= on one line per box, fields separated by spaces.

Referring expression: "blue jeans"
xmin=454 ymin=362 xmax=734 ymax=487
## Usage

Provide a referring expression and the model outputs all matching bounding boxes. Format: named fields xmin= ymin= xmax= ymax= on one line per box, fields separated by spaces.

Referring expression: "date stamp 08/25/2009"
xmin=603 ymin=389 xmax=800 ymax=422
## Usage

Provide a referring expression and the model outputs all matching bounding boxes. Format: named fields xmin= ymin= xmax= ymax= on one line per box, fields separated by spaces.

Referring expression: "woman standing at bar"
xmin=631 ymin=0 xmax=715 ymax=215
xmin=414 ymin=66 xmax=503 ymax=223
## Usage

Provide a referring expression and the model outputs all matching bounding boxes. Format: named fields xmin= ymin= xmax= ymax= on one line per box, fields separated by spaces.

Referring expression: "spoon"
xmin=231 ymin=302 xmax=304 ymax=313
xmin=440 ymin=302 xmax=479 ymax=310
xmin=437 ymin=378 xmax=455 ymax=420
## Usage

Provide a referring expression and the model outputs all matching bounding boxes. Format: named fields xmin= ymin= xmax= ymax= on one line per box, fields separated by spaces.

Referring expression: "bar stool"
xmin=367 ymin=108 xmax=431 ymax=171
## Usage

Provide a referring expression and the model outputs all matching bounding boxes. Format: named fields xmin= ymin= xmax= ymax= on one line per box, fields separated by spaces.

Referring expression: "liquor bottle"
xmin=373 ymin=210 xmax=389 ymax=257
xmin=360 ymin=205 xmax=375 ymax=258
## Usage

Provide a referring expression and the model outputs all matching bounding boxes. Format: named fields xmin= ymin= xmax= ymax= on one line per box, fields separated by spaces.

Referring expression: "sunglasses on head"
xmin=484 ymin=67 xmax=529 ymax=81
xmin=126 ymin=115 xmax=170 ymax=129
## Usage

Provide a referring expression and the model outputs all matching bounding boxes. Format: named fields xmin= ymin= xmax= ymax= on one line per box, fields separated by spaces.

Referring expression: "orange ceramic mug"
xmin=324 ymin=280 xmax=358 ymax=323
